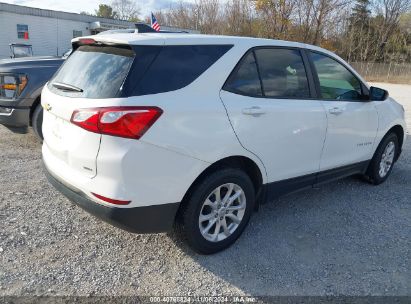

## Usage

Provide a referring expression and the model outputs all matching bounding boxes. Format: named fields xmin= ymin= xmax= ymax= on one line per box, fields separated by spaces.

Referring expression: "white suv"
xmin=42 ymin=33 xmax=406 ymax=254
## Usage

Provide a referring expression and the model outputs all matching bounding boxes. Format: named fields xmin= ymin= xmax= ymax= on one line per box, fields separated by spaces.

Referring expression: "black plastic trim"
xmin=315 ymin=161 xmax=369 ymax=185
xmin=263 ymin=160 xmax=370 ymax=202
xmin=0 ymin=106 xmax=30 ymax=128
xmin=44 ymin=162 xmax=180 ymax=234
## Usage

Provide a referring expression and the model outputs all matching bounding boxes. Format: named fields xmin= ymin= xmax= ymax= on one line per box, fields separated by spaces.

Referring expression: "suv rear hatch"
xmin=42 ymin=36 xmax=233 ymax=180
xmin=42 ymin=42 xmax=136 ymax=178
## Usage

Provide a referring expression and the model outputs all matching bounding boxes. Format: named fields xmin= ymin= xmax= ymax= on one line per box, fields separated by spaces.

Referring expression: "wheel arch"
xmin=377 ymin=125 xmax=405 ymax=162
xmin=29 ymin=95 xmax=41 ymax=126
xmin=179 ymin=155 xmax=265 ymax=214
xmin=389 ymin=125 xmax=405 ymax=148
xmin=390 ymin=125 xmax=405 ymax=161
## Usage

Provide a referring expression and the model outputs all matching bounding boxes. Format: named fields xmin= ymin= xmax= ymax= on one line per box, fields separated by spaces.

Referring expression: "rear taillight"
xmin=70 ymin=107 xmax=163 ymax=139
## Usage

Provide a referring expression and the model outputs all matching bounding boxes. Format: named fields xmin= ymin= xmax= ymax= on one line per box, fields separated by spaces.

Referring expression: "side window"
xmin=310 ymin=52 xmax=363 ymax=101
xmin=254 ymin=48 xmax=310 ymax=99
xmin=224 ymin=52 xmax=263 ymax=96
xmin=133 ymin=45 xmax=233 ymax=96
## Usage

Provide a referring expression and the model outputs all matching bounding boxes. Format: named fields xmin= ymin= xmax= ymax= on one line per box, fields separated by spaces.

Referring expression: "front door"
xmin=308 ymin=51 xmax=378 ymax=171
xmin=220 ymin=48 xmax=327 ymax=185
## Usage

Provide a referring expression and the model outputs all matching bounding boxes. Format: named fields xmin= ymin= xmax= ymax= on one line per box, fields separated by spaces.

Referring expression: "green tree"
xmin=345 ymin=0 xmax=373 ymax=61
xmin=95 ymin=4 xmax=118 ymax=19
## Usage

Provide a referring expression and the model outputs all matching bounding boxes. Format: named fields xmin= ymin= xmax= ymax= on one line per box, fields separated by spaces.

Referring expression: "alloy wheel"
xmin=379 ymin=141 xmax=395 ymax=178
xmin=198 ymin=183 xmax=246 ymax=242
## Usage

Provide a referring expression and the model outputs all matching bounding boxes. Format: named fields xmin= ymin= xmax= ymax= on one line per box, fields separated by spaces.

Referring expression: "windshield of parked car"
xmin=11 ymin=45 xmax=33 ymax=58
xmin=49 ymin=45 xmax=135 ymax=99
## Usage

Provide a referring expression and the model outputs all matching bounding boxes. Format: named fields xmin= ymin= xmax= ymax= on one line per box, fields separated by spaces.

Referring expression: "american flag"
xmin=151 ymin=13 xmax=161 ymax=32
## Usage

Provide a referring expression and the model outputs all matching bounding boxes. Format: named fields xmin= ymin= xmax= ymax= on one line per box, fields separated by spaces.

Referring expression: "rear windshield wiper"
xmin=52 ymin=82 xmax=83 ymax=93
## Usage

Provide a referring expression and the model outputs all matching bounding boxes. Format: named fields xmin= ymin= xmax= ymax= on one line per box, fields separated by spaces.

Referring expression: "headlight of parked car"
xmin=0 ymin=74 xmax=28 ymax=100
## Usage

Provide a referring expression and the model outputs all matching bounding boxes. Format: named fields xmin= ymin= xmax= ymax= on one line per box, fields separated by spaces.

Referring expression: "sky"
xmin=1 ymin=0 xmax=187 ymax=18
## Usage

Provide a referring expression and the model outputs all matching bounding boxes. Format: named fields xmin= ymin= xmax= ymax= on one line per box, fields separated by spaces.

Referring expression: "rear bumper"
xmin=44 ymin=161 xmax=180 ymax=234
xmin=0 ymin=106 xmax=30 ymax=129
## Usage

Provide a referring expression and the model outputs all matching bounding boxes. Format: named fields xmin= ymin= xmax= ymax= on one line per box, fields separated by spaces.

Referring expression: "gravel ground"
xmin=0 ymin=84 xmax=410 ymax=297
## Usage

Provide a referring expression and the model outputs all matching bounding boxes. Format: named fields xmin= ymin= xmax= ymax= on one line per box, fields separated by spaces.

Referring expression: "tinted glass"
xmin=49 ymin=45 xmax=134 ymax=99
xmin=255 ymin=49 xmax=310 ymax=99
xmin=132 ymin=45 xmax=233 ymax=96
xmin=121 ymin=46 xmax=162 ymax=97
xmin=310 ymin=52 xmax=362 ymax=100
xmin=224 ymin=52 xmax=262 ymax=96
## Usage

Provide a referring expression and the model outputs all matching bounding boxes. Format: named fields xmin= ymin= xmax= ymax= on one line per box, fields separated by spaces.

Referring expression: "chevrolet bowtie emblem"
xmin=43 ymin=103 xmax=52 ymax=112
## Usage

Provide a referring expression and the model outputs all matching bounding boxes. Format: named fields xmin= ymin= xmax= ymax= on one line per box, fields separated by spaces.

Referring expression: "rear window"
xmin=49 ymin=45 xmax=135 ymax=99
xmin=49 ymin=44 xmax=233 ymax=99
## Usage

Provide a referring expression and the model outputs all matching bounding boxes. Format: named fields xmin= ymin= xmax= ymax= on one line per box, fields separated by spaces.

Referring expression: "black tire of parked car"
xmin=174 ymin=168 xmax=255 ymax=254
xmin=364 ymin=132 xmax=399 ymax=185
xmin=32 ymin=104 xmax=43 ymax=140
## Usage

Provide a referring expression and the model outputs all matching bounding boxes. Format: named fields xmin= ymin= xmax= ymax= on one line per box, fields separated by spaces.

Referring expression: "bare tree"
xmin=192 ymin=0 xmax=222 ymax=34
xmin=373 ymin=0 xmax=411 ymax=60
xmin=154 ymin=1 xmax=193 ymax=30
xmin=309 ymin=0 xmax=352 ymax=45
xmin=149 ymin=0 xmax=410 ymax=64
xmin=294 ymin=0 xmax=315 ymax=43
xmin=224 ymin=0 xmax=254 ymax=36
xmin=111 ymin=0 xmax=140 ymax=21
xmin=253 ymin=0 xmax=297 ymax=39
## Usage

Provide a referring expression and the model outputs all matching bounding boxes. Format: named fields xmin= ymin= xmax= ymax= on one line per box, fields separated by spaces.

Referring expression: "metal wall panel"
xmin=0 ymin=11 xmax=91 ymax=58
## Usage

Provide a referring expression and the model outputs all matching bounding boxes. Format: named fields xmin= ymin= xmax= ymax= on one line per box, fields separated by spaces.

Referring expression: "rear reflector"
xmin=71 ymin=107 xmax=163 ymax=139
xmin=92 ymin=193 xmax=131 ymax=205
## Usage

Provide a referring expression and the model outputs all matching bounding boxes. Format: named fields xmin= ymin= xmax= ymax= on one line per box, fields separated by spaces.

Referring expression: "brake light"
xmin=70 ymin=107 xmax=163 ymax=139
xmin=79 ymin=38 xmax=96 ymax=45
xmin=92 ymin=193 xmax=131 ymax=205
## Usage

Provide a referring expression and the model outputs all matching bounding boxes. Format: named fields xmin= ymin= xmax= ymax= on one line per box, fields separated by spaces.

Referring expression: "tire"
xmin=32 ymin=103 xmax=43 ymax=140
xmin=175 ymin=168 xmax=255 ymax=254
xmin=364 ymin=132 xmax=399 ymax=185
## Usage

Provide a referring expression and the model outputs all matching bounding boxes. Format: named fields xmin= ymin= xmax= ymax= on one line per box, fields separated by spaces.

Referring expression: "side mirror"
xmin=369 ymin=86 xmax=389 ymax=101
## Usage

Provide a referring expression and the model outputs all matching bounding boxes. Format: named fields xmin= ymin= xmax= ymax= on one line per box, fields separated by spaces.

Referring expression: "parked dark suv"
xmin=0 ymin=55 xmax=67 ymax=139
xmin=0 ymin=24 xmax=178 ymax=139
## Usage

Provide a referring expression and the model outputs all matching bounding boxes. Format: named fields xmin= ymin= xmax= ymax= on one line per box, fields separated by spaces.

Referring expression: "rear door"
xmin=308 ymin=51 xmax=378 ymax=171
xmin=42 ymin=43 xmax=135 ymax=178
xmin=220 ymin=47 xmax=327 ymax=185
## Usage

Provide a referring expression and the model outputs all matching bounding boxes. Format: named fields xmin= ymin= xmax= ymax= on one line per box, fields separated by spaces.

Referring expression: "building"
xmin=0 ymin=2 xmax=198 ymax=59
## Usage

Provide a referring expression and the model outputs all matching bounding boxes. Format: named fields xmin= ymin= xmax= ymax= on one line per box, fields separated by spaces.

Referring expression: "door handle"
xmin=329 ymin=107 xmax=343 ymax=115
xmin=242 ymin=106 xmax=266 ymax=116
